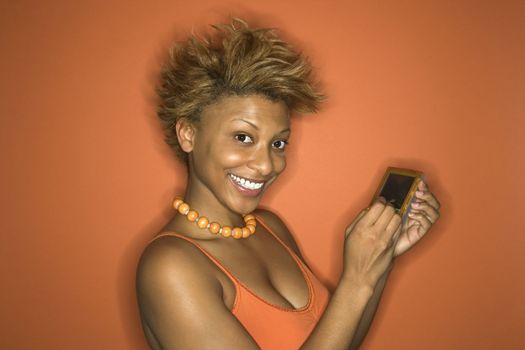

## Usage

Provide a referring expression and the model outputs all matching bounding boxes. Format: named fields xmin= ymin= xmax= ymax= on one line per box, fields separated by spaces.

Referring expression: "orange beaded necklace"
xmin=172 ymin=197 xmax=256 ymax=239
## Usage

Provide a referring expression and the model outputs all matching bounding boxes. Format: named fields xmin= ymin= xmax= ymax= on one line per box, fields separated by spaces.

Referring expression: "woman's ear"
xmin=175 ymin=118 xmax=196 ymax=153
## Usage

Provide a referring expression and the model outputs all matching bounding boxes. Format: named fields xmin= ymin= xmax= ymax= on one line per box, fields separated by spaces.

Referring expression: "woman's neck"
xmin=183 ymin=183 xmax=246 ymax=229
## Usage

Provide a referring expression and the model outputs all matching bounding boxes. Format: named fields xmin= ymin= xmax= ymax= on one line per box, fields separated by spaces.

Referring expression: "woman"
xmin=136 ymin=19 xmax=440 ymax=350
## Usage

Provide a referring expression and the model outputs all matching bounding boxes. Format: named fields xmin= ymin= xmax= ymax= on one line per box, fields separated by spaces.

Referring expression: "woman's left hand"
xmin=394 ymin=181 xmax=441 ymax=257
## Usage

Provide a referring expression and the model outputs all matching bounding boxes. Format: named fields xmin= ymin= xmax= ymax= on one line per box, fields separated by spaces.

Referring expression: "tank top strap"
xmin=152 ymin=232 xmax=240 ymax=284
xmin=254 ymin=214 xmax=316 ymax=308
xmin=254 ymin=214 xmax=305 ymax=266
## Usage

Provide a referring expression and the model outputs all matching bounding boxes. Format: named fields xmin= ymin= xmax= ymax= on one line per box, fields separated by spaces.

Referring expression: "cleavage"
xmin=202 ymin=231 xmax=310 ymax=310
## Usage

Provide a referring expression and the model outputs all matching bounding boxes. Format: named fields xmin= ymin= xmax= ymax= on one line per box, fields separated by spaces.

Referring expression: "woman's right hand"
xmin=342 ymin=200 xmax=402 ymax=289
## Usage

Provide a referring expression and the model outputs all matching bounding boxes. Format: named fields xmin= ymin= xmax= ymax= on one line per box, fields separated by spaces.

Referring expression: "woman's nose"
xmin=247 ymin=146 xmax=273 ymax=176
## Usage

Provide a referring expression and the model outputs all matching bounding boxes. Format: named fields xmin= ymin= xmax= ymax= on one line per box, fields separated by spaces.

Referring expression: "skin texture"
xmin=136 ymin=95 xmax=441 ymax=349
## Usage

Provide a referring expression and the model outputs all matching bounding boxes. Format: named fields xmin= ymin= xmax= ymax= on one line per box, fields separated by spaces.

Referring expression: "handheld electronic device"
xmin=371 ymin=167 xmax=424 ymax=219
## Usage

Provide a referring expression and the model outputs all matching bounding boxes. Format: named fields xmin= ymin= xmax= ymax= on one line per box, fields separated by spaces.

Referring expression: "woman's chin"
xmin=225 ymin=179 xmax=266 ymax=214
xmin=231 ymin=200 xmax=260 ymax=215
xmin=225 ymin=195 xmax=262 ymax=215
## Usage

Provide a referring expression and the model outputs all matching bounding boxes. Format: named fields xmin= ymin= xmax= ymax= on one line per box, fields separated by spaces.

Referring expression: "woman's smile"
xmin=228 ymin=173 xmax=266 ymax=196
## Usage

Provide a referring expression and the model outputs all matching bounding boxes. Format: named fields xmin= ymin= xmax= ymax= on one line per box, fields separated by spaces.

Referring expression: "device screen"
xmin=378 ymin=173 xmax=417 ymax=211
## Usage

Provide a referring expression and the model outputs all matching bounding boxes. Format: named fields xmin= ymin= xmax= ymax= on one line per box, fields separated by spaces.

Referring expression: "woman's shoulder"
xmin=254 ymin=208 xmax=304 ymax=259
xmin=136 ymin=234 xmax=220 ymax=295
xmin=139 ymin=234 xmax=194 ymax=265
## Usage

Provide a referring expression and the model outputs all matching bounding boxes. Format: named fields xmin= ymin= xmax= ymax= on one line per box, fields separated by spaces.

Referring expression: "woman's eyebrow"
xmin=232 ymin=118 xmax=259 ymax=130
xmin=232 ymin=118 xmax=291 ymax=134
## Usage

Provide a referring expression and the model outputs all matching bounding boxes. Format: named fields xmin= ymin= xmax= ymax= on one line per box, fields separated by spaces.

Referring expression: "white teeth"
xmin=229 ymin=174 xmax=264 ymax=190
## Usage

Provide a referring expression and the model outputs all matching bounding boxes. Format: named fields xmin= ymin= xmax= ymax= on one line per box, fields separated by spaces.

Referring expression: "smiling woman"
xmin=136 ymin=19 xmax=440 ymax=350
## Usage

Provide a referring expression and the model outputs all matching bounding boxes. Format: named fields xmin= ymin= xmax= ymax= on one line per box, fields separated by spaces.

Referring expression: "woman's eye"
xmin=235 ymin=134 xmax=253 ymax=144
xmin=273 ymin=140 xmax=288 ymax=150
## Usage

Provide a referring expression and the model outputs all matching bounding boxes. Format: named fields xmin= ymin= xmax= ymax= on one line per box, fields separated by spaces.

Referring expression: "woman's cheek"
xmin=274 ymin=154 xmax=287 ymax=174
xmin=222 ymin=148 xmax=246 ymax=165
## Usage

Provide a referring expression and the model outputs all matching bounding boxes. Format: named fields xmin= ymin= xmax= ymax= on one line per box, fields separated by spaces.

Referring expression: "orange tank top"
xmin=155 ymin=217 xmax=330 ymax=349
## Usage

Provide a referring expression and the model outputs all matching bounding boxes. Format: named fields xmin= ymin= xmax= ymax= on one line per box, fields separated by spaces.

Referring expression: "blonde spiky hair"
xmin=157 ymin=19 xmax=324 ymax=162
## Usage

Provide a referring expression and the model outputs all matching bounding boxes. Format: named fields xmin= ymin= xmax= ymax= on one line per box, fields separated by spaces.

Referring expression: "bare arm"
xmin=349 ymin=182 xmax=441 ymax=348
xmin=136 ymin=238 xmax=260 ymax=350
xmin=349 ymin=264 xmax=393 ymax=350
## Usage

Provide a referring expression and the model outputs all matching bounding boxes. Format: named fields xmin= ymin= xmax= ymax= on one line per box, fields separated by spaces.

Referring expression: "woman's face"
xmin=185 ymin=94 xmax=290 ymax=215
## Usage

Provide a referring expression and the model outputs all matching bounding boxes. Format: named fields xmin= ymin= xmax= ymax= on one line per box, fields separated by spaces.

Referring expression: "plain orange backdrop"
xmin=1 ymin=1 xmax=524 ymax=349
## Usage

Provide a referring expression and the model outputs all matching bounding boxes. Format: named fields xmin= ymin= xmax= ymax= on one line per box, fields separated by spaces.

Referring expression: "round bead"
xmin=197 ymin=216 xmax=209 ymax=229
xmin=221 ymin=226 xmax=232 ymax=237
xmin=186 ymin=210 xmax=199 ymax=222
xmin=178 ymin=203 xmax=190 ymax=215
xmin=209 ymin=222 xmax=220 ymax=234
xmin=173 ymin=198 xmax=184 ymax=210
xmin=243 ymin=214 xmax=256 ymax=222
xmin=241 ymin=227 xmax=251 ymax=238
xmin=232 ymin=227 xmax=243 ymax=239
xmin=245 ymin=219 xmax=256 ymax=227
xmin=246 ymin=224 xmax=256 ymax=234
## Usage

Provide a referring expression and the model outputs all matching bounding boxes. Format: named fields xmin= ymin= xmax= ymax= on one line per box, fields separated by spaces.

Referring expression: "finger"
xmin=407 ymin=211 xmax=433 ymax=233
xmin=418 ymin=180 xmax=429 ymax=191
xmin=385 ymin=213 xmax=402 ymax=240
xmin=345 ymin=209 xmax=368 ymax=237
xmin=359 ymin=200 xmax=388 ymax=226
xmin=415 ymin=190 xmax=441 ymax=210
xmin=373 ymin=203 xmax=397 ymax=231
xmin=391 ymin=222 xmax=403 ymax=243
xmin=386 ymin=225 xmax=402 ymax=258
xmin=403 ymin=218 xmax=417 ymax=230
xmin=411 ymin=202 xmax=440 ymax=223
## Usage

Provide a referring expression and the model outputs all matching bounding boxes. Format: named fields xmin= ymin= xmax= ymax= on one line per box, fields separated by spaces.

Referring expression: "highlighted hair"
xmin=157 ymin=19 xmax=324 ymax=161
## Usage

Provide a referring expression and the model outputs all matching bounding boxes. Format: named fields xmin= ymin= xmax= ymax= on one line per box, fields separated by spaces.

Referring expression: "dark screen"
xmin=379 ymin=174 xmax=416 ymax=210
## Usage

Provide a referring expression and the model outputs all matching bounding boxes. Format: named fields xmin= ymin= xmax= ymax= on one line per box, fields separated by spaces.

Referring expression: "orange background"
xmin=1 ymin=1 xmax=524 ymax=349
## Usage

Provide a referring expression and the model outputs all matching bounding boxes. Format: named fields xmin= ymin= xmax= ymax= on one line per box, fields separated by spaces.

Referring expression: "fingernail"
xmin=412 ymin=202 xmax=420 ymax=208
xmin=408 ymin=212 xmax=416 ymax=217
xmin=416 ymin=191 xmax=424 ymax=197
